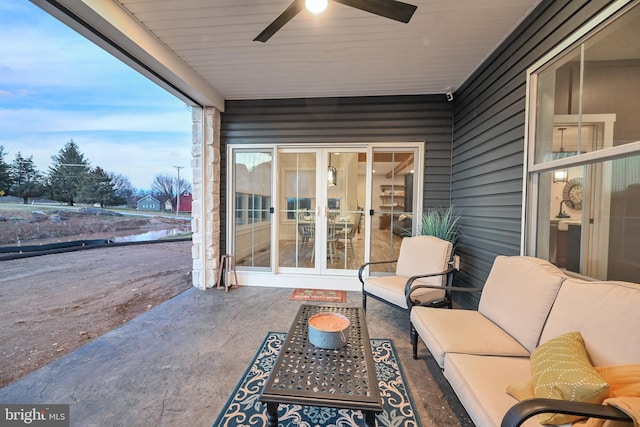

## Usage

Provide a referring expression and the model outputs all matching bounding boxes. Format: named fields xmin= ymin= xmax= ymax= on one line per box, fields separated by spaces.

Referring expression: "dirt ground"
xmin=0 ymin=206 xmax=189 ymax=246
xmin=0 ymin=207 xmax=193 ymax=388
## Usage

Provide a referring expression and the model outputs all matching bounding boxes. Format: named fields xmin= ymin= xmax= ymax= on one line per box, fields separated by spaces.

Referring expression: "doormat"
xmin=289 ymin=288 xmax=347 ymax=303
xmin=212 ymin=332 xmax=422 ymax=427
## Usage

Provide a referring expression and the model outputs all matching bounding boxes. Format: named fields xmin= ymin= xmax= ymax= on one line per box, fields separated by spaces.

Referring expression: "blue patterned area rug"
xmin=212 ymin=332 xmax=422 ymax=427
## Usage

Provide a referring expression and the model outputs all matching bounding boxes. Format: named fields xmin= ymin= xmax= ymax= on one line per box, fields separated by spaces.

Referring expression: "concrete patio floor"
xmin=0 ymin=286 xmax=473 ymax=427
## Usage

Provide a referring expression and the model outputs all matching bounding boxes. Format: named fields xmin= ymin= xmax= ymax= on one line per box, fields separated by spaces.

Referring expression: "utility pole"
xmin=173 ymin=165 xmax=184 ymax=217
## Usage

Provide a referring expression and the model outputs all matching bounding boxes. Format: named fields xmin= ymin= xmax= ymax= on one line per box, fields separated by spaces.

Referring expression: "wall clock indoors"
xmin=563 ymin=177 xmax=583 ymax=210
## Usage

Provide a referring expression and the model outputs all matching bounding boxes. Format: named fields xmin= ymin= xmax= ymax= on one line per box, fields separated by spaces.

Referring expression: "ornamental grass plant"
xmin=419 ymin=206 xmax=462 ymax=246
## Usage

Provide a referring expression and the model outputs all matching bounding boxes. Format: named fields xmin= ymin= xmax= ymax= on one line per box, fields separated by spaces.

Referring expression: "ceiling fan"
xmin=254 ymin=0 xmax=418 ymax=43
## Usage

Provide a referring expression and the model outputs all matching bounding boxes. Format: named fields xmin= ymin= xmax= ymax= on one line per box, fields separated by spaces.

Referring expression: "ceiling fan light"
xmin=305 ymin=0 xmax=328 ymax=15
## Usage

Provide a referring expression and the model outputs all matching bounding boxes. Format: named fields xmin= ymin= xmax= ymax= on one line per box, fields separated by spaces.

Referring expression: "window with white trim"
xmin=525 ymin=0 xmax=640 ymax=281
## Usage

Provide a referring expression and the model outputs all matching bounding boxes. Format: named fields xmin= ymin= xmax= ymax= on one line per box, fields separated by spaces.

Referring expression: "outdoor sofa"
xmin=409 ymin=255 xmax=639 ymax=427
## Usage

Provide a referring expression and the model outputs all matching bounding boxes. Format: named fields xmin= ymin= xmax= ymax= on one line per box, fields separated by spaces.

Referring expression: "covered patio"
xmin=0 ymin=286 xmax=472 ymax=426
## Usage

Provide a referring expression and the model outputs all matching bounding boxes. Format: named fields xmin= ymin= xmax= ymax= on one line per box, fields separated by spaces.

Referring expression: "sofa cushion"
xmin=410 ymin=307 xmax=529 ymax=368
xmin=444 ymin=353 xmax=537 ymax=427
xmin=540 ymin=279 xmax=640 ymax=367
xmin=478 ymin=256 xmax=567 ymax=353
xmin=530 ymin=331 xmax=609 ymax=425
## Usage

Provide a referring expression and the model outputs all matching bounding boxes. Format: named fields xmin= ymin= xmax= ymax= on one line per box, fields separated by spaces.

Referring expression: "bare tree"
xmin=151 ymin=173 xmax=191 ymax=211
xmin=151 ymin=174 xmax=175 ymax=210
xmin=109 ymin=172 xmax=136 ymax=207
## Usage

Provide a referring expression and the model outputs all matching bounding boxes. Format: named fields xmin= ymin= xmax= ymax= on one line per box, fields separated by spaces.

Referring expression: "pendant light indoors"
xmin=553 ymin=127 xmax=568 ymax=183
xmin=328 ymin=153 xmax=337 ymax=186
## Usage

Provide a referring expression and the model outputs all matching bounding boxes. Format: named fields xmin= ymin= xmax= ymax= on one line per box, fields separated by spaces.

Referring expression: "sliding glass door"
xmin=228 ymin=142 xmax=423 ymax=289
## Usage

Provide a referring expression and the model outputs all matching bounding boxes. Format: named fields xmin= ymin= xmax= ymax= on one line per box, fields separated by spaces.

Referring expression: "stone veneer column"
xmin=190 ymin=106 xmax=220 ymax=289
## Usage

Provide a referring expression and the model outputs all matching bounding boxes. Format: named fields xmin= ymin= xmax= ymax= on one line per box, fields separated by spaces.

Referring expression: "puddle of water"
xmin=112 ymin=228 xmax=190 ymax=243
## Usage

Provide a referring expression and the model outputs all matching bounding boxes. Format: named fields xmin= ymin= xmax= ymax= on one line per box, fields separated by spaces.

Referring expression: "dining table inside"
xmin=296 ymin=215 xmax=355 ymax=262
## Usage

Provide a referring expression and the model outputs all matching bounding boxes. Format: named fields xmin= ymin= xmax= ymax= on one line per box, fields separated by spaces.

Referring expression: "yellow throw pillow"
xmin=506 ymin=379 xmax=535 ymax=401
xmin=531 ymin=331 xmax=610 ymax=425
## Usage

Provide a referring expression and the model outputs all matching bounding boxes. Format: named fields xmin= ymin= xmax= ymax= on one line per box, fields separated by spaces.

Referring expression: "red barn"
xmin=174 ymin=191 xmax=192 ymax=213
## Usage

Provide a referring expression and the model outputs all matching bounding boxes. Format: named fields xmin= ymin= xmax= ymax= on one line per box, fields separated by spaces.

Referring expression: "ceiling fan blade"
xmin=333 ymin=0 xmax=417 ymax=23
xmin=254 ymin=0 xmax=305 ymax=42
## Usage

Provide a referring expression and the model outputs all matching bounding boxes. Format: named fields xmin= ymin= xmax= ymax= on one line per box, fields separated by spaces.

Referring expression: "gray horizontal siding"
xmin=451 ymin=0 xmax=615 ymax=308
xmin=223 ymin=98 xmax=452 ymax=144
xmin=221 ymin=95 xmax=454 ymax=253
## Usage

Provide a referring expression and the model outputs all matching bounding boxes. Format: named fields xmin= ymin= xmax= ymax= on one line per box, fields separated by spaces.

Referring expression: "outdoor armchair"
xmin=358 ymin=235 xmax=455 ymax=313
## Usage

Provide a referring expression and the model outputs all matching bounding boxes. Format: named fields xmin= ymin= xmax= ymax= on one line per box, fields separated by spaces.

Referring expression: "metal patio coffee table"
xmin=259 ymin=304 xmax=383 ymax=426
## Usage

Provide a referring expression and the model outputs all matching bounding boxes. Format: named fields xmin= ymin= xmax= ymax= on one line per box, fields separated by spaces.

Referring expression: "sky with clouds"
xmin=0 ymin=0 xmax=193 ymax=190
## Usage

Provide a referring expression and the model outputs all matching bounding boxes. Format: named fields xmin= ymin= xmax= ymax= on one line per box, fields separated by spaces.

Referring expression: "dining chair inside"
xmin=326 ymin=222 xmax=338 ymax=263
xmin=344 ymin=214 xmax=361 ymax=257
xmin=299 ymin=222 xmax=315 ymax=260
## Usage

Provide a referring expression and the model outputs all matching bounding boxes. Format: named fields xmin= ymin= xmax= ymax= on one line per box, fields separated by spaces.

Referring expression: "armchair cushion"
xmin=396 ymin=235 xmax=453 ymax=286
xmin=364 ymin=276 xmax=445 ymax=309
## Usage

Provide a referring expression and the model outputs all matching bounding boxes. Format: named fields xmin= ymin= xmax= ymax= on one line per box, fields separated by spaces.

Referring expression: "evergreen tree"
xmin=0 ymin=146 xmax=11 ymax=197
xmin=9 ymin=153 xmax=47 ymax=204
xmin=48 ymin=139 xmax=90 ymax=206
xmin=77 ymin=167 xmax=125 ymax=208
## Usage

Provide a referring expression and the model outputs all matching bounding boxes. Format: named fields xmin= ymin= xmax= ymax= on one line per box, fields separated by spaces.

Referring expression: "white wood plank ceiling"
xmin=43 ymin=0 xmax=542 ymax=104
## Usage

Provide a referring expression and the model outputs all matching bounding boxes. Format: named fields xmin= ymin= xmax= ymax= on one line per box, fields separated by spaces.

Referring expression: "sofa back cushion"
xmin=540 ymin=279 xmax=640 ymax=366
xmin=396 ymin=235 xmax=453 ymax=286
xmin=478 ymin=256 xmax=567 ymax=353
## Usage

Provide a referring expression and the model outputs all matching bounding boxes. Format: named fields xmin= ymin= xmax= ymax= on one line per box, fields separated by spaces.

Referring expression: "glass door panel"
xmin=277 ymin=148 xmax=366 ymax=274
xmin=369 ymin=149 xmax=416 ymax=273
xmin=232 ymin=150 xmax=273 ymax=269
xmin=278 ymin=152 xmax=317 ymax=269
xmin=326 ymin=151 xmax=366 ymax=271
